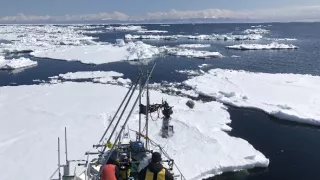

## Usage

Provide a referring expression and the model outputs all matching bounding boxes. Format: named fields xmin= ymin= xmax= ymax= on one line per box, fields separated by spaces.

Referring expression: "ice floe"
xmin=226 ymin=42 xmax=298 ymax=50
xmin=187 ymin=35 xmax=213 ymax=40
xmin=0 ymin=56 xmax=37 ymax=70
xmin=137 ymin=30 xmax=168 ymax=33
xmin=125 ymin=34 xmax=179 ymax=40
xmin=231 ymin=55 xmax=241 ymax=58
xmin=266 ymin=38 xmax=297 ymax=41
xmin=160 ymin=24 xmax=170 ymax=27
xmin=178 ymin=44 xmax=211 ymax=48
xmin=31 ymin=40 xmax=161 ymax=64
xmin=176 ymin=69 xmax=205 ymax=76
xmin=51 ymin=71 xmax=131 ymax=86
xmin=243 ymin=28 xmax=270 ymax=34
xmin=187 ymin=34 xmax=263 ymax=41
xmin=250 ymin=25 xmax=272 ymax=28
xmin=106 ymin=25 xmax=146 ymax=31
xmin=184 ymin=69 xmax=320 ymax=126
xmin=0 ymin=81 xmax=268 ymax=180
xmin=199 ymin=64 xmax=210 ymax=68
xmin=55 ymin=71 xmax=123 ymax=80
xmin=165 ymin=47 xmax=223 ymax=59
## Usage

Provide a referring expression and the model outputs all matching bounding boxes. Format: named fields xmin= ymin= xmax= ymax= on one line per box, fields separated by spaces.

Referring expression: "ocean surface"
xmin=1 ymin=23 xmax=320 ymax=180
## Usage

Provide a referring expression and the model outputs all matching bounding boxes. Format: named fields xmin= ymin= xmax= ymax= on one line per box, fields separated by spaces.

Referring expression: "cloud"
xmin=0 ymin=12 xmax=130 ymax=22
xmin=1 ymin=5 xmax=320 ymax=23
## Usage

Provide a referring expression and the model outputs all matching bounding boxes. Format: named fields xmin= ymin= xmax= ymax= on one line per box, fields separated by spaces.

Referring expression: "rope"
xmin=150 ymin=107 xmax=161 ymax=121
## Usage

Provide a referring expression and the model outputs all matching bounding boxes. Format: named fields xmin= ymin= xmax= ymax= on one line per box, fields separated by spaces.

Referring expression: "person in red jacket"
xmin=101 ymin=159 xmax=121 ymax=180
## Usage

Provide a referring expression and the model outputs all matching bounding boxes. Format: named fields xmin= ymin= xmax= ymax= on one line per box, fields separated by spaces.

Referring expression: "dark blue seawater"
xmin=1 ymin=23 xmax=320 ymax=180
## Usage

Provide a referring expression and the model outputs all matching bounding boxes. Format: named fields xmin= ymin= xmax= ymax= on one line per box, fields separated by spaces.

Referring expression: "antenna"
xmin=64 ymin=127 xmax=70 ymax=176
xmin=145 ymin=70 xmax=149 ymax=149
xmin=65 ymin=127 xmax=68 ymax=163
xmin=58 ymin=137 xmax=61 ymax=180
xmin=138 ymin=71 xmax=142 ymax=141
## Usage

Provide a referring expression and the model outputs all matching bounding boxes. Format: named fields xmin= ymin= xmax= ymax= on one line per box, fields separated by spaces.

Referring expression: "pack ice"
xmin=0 ymin=80 xmax=268 ymax=180
xmin=0 ymin=25 xmax=98 ymax=54
xmin=184 ymin=69 xmax=320 ymax=126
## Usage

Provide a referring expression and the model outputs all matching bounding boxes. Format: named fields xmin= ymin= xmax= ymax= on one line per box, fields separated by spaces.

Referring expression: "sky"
xmin=1 ymin=0 xmax=320 ymax=22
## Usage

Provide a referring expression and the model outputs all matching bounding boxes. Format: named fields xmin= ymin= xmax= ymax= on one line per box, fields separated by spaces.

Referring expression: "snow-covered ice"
xmin=231 ymin=55 xmax=241 ymax=58
xmin=244 ymin=28 xmax=270 ymax=34
xmin=31 ymin=41 xmax=162 ymax=64
xmin=137 ymin=30 xmax=168 ymax=33
xmin=0 ymin=81 xmax=268 ymax=180
xmin=251 ymin=25 xmax=262 ymax=28
xmin=0 ymin=56 xmax=38 ymax=70
xmin=125 ymin=34 xmax=179 ymax=40
xmin=55 ymin=71 xmax=123 ymax=80
xmin=184 ymin=69 xmax=320 ymax=126
xmin=230 ymin=34 xmax=263 ymax=41
xmin=187 ymin=35 xmax=213 ymax=40
xmin=106 ymin=25 xmax=146 ymax=31
xmin=266 ymin=38 xmax=297 ymax=41
xmin=176 ymin=69 xmax=204 ymax=76
xmin=187 ymin=34 xmax=263 ymax=41
xmin=165 ymin=47 xmax=223 ymax=59
xmin=178 ymin=44 xmax=211 ymax=48
xmin=0 ymin=25 xmax=98 ymax=54
xmin=199 ymin=64 xmax=210 ymax=68
xmin=51 ymin=71 xmax=131 ymax=86
xmin=226 ymin=42 xmax=298 ymax=50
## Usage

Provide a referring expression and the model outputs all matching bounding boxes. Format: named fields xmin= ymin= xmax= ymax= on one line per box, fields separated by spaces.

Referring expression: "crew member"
xmin=101 ymin=159 xmax=121 ymax=180
xmin=138 ymin=152 xmax=174 ymax=180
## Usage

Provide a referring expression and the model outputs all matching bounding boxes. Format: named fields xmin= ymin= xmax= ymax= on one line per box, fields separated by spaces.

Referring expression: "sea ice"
xmin=51 ymin=71 xmax=131 ymax=86
xmin=266 ymin=38 xmax=297 ymax=41
xmin=137 ymin=30 xmax=168 ymax=33
xmin=0 ymin=25 xmax=98 ymax=54
xmin=125 ymin=34 xmax=179 ymax=40
xmin=165 ymin=47 xmax=223 ymax=59
xmin=184 ymin=69 xmax=320 ymax=126
xmin=56 ymin=71 xmax=123 ymax=80
xmin=0 ymin=56 xmax=38 ymax=70
xmin=226 ymin=42 xmax=298 ymax=50
xmin=176 ymin=69 xmax=204 ymax=76
xmin=31 ymin=41 xmax=162 ymax=64
xmin=231 ymin=55 xmax=241 ymax=58
xmin=243 ymin=28 xmax=270 ymax=34
xmin=0 ymin=81 xmax=268 ymax=180
xmin=199 ymin=64 xmax=210 ymax=68
xmin=106 ymin=25 xmax=146 ymax=31
xmin=187 ymin=34 xmax=263 ymax=41
xmin=178 ymin=44 xmax=211 ymax=48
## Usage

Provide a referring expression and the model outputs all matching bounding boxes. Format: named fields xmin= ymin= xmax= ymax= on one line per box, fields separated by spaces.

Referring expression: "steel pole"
xmin=98 ymin=74 xmax=142 ymax=144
